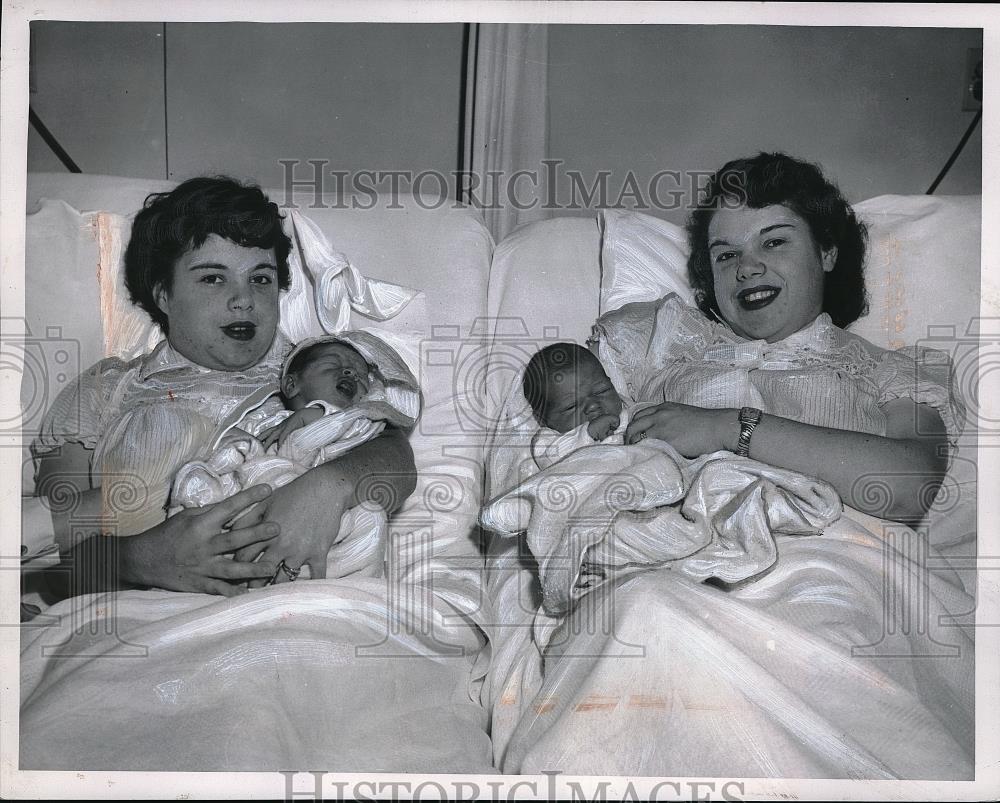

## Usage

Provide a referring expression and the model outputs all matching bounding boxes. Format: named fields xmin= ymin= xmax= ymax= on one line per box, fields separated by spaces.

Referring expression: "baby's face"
xmin=540 ymin=356 xmax=622 ymax=433
xmin=290 ymin=343 xmax=371 ymax=408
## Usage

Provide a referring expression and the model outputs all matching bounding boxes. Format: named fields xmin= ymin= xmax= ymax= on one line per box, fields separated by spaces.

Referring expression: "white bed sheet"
xmin=20 ymin=579 xmax=492 ymax=771
xmin=487 ymin=511 xmax=974 ymax=778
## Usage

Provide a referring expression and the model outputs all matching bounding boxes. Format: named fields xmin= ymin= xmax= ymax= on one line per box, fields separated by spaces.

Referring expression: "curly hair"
xmin=124 ymin=176 xmax=292 ymax=333
xmin=686 ymin=153 xmax=868 ymax=329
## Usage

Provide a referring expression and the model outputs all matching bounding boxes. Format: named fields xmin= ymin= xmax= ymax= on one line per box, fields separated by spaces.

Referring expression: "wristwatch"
xmin=736 ymin=406 xmax=763 ymax=457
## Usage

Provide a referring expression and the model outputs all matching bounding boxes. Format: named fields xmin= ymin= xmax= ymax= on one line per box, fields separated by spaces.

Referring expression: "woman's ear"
xmin=821 ymin=246 xmax=838 ymax=273
xmin=153 ymin=283 xmax=171 ymax=315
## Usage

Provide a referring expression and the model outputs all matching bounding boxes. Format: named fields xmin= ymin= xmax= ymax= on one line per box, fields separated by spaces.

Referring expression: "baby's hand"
xmin=587 ymin=414 xmax=620 ymax=442
xmin=259 ymin=407 xmax=325 ymax=450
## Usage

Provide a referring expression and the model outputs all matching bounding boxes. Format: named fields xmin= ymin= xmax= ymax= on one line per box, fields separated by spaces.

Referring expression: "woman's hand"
xmin=235 ymin=468 xmax=349 ymax=587
xmin=625 ymin=402 xmax=737 ymax=458
xmin=119 ymin=484 xmax=282 ymax=594
xmin=259 ymin=406 xmax=325 ymax=450
xmin=49 ymin=484 xmax=282 ymax=599
xmin=626 ymin=397 xmax=947 ymax=524
xmin=233 ymin=427 xmax=416 ymax=587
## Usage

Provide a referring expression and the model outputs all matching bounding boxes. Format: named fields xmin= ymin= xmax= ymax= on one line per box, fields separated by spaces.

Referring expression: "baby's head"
xmin=522 ymin=343 xmax=622 ymax=433
xmin=281 ymin=340 xmax=372 ymax=411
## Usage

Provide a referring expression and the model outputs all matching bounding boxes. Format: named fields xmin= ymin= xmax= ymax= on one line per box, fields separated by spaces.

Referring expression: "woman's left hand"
xmin=234 ymin=467 xmax=349 ymax=587
xmin=233 ymin=427 xmax=416 ymax=587
xmin=625 ymin=402 xmax=737 ymax=458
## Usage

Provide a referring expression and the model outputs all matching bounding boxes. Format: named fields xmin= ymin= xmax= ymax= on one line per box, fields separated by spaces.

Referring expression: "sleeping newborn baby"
xmin=488 ymin=340 xmax=839 ymax=615
xmin=170 ymin=331 xmax=421 ymax=581
xmin=480 ymin=343 xmax=841 ymax=620
xmin=522 ymin=342 xmax=629 ymax=469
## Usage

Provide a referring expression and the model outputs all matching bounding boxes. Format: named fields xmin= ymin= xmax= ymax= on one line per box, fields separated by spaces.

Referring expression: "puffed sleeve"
xmin=589 ymin=293 xmax=711 ymax=403
xmin=31 ymin=357 xmax=129 ymax=457
xmin=874 ymin=345 xmax=965 ymax=444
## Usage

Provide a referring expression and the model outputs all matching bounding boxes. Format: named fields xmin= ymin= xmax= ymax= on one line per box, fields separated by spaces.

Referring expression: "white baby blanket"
xmin=481 ymin=437 xmax=842 ymax=617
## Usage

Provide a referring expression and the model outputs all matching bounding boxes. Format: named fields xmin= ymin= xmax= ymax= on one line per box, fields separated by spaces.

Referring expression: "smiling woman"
xmin=498 ymin=154 xmax=975 ymax=778
xmin=123 ymin=176 xmax=292 ymax=368
xmin=599 ymin=153 xmax=956 ymax=526
xmin=706 ymin=205 xmax=836 ymax=342
xmin=687 ymin=152 xmax=869 ymax=333
xmin=19 ymin=174 xmax=495 ymax=774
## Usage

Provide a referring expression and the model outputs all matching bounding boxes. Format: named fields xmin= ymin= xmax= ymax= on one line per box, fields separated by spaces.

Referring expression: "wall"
xmin=163 ymin=23 xmax=463 ymax=187
xmin=547 ymin=25 xmax=983 ymax=223
xmin=27 ymin=22 xmax=167 ymax=178
xmin=28 ymin=23 xmax=982 ymax=216
xmin=28 ymin=22 xmax=464 ymax=188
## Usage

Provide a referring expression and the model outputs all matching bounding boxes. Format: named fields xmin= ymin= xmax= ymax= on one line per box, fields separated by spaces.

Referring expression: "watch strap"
xmin=736 ymin=406 xmax=762 ymax=457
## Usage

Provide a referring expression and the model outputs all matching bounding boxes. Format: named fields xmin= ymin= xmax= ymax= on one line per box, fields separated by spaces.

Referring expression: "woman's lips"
xmin=221 ymin=322 xmax=257 ymax=341
xmin=738 ymin=286 xmax=781 ymax=311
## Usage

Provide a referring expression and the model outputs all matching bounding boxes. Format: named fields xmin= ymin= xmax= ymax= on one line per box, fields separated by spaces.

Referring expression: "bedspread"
xmin=481 ymin=440 xmax=842 ymax=616
xmin=480 ymin=444 xmax=973 ymax=778
xmin=19 ymin=579 xmax=493 ymax=772
xmin=483 ymin=509 xmax=974 ymax=778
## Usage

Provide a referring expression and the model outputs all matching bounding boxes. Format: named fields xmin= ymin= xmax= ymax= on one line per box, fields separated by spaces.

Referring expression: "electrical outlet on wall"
xmin=962 ymin=47 xmax=982 ymax=111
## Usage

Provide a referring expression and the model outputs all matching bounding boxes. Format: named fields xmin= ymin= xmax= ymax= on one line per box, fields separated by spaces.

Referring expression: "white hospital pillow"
xmin=598 ymin=208 xmax=696 ymax=315
xmin=848 ymin=194 xmax=981 ymax=352
xmin=90 ymin=210 xmax=166 ymax=359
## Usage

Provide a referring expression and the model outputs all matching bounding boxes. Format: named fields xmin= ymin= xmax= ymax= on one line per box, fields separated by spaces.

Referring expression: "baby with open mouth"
xmin=168 ymin=332 xmax=421 ymax=583
xmin=278 ymin=338 xmax=373 ymax=414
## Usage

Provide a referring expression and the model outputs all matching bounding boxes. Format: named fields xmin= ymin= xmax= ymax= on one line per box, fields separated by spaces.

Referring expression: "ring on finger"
xmin=267 ymin=559 xmax=301 ymax=586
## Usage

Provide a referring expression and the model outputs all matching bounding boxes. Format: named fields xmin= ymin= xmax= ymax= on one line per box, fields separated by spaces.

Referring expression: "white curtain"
xmin=462 ymin=24 xmax=549 ymax=243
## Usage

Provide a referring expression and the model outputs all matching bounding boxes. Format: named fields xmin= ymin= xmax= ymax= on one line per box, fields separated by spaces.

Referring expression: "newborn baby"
xmin=522 ymin=342 xmax=628 ymax=470
xmin=170 ymin=331 xmax=421 ymax=580
xmin=493 ymin=341 xmax=837 ymax=611
xmin=254 ymin=336 xmax=391 ymax=462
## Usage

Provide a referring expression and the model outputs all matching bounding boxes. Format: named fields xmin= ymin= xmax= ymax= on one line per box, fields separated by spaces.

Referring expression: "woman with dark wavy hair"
xmin=595 ymin=153 xmax=957 ymax=525
xmin=686 ymin=152 xmax=869 ymax=329
xmin=507 ymin=153 xmax=972 ymax=780
xmin=33 ymin=175 xmax=416 ymax=595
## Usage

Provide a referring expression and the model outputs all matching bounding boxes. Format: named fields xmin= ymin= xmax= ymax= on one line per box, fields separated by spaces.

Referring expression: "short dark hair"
xmin=124 ymin=176 xmax=292 ymax=333
xmin=686 ymin=152 xmax=869 ymax=329
xmin=522 ymin=342 xmax=599 ymax=419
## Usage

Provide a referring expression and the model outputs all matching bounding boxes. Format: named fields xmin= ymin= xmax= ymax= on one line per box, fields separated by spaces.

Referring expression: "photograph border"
xmin=2 ymin=1 xmax=998 ymax=799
